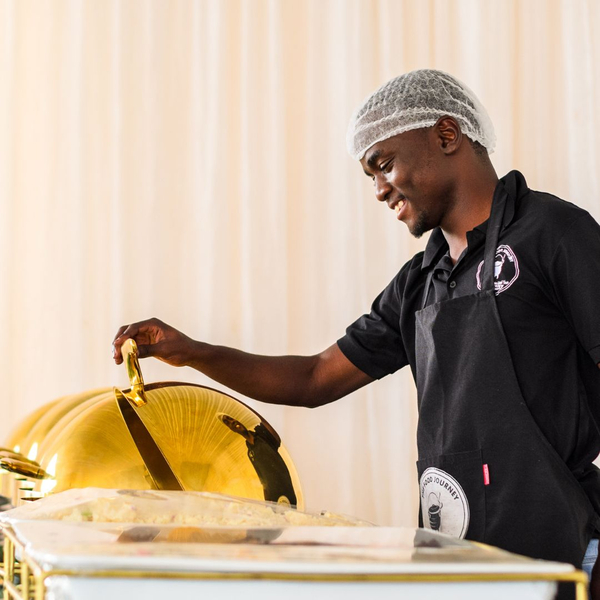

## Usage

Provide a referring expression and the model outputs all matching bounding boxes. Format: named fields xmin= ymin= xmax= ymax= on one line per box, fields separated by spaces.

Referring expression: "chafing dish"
xmin=3 ymin=340 xmax=303 ymax=509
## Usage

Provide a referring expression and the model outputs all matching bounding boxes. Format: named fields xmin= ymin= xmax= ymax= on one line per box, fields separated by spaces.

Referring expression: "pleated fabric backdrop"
xmin=0 ymin=0 xmax=599 ymax=525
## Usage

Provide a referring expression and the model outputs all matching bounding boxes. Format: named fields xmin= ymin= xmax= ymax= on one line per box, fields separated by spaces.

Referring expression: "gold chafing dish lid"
xmin=30 ymin=340 xmax=303 ymax=509
xmin=5 ymin=399 xmax=62 ymax=454
xmin=18 ymin=388 xmax=113 ymax=462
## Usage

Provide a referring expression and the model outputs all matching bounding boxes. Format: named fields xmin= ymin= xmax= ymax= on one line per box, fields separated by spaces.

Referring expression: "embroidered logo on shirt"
xmin=476 ymin=244 xmax=520 ymax=295
xmin=420 ymin=467 xmax=470 ymax=539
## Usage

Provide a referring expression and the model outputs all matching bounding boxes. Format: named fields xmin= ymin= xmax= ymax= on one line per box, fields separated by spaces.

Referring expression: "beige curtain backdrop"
xmin=1 ymin=0 xmax=599 ymax=525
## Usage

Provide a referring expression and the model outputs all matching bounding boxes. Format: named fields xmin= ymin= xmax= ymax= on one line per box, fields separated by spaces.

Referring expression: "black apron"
xmin=415 ymin=178 xmax=599 ymax=575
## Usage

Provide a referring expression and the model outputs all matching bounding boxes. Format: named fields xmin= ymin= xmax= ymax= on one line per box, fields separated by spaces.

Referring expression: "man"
xmin=113 ymin=70 xmax=600 ymax=596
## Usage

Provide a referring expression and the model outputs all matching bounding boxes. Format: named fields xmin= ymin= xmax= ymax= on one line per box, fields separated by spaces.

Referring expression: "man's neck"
xmin=442 ymin=168 xmax=499 ymax=264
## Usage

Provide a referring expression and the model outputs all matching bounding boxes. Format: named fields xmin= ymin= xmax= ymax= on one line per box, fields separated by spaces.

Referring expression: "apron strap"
xmin=481 ymin=182 xmax=509 ymax=292
xmin=420 ymin=180 xmax=510 ymax=306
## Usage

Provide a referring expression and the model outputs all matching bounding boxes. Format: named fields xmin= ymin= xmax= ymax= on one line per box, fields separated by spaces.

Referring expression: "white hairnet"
xmin=347 ymin=69 xmax=496 ymax=160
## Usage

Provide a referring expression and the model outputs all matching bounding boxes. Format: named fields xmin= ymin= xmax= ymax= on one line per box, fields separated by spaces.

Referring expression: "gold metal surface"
xmin=114 ymin=388 xmax=184 ymax=490
xmin=27 ymin=340 xmax=303 ymax=507
xmin=121 ymin=338 xmax=147 ymax=407
xmin=0 ymin=451 xmax=29 ymax=462
xmin=0 ymin=459 xmax=49 ymax=480
xmin=18 ymin=388 xmax=112 ymax=462
xmin=4 ymin=400 xmax=61 ymax=455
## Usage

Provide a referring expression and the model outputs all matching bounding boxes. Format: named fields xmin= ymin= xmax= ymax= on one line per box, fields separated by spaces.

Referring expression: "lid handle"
xmin=0 ymin=457 xmax=50 ymax=479
xmin=120 ymin=338 xmax=148 ymax=407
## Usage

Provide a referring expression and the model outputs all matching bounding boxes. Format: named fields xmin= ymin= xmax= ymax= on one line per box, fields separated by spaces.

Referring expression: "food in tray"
xmin=1 ymin=488 xmax=373 ymax=528
xmin=55 ymin=495 xmax=359 ymax=527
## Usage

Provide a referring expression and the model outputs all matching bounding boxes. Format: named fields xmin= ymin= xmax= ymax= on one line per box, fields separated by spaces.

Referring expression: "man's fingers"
xmin=112 ymin=325 xmax=129 ymax=345
xmin=135 ymin=343 xmax=155 ymax=359
xmin=112 ymin=319 xmax=171 ymax=364
xmin=112 ymin=323 xmax=142 ymax=362
xmin=118 ymin=323 xmax=142 ymax=342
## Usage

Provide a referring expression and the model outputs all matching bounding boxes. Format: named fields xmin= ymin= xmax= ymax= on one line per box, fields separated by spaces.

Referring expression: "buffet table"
xmin=1 ymin=518 xmax=587 ymax=600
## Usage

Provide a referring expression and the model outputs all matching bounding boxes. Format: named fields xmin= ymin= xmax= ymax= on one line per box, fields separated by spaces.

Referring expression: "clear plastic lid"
xmin=0 ymin=487 xmax=372 ymax=528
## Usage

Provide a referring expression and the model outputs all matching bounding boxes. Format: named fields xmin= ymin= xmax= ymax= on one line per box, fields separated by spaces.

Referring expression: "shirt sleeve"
xmin=549 ymin=211 xmax=600 ymax=365
xmin=337 ymin=265 xmax=409 ymax=379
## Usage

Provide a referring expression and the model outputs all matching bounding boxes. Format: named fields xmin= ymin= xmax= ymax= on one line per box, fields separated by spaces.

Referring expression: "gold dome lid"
xmin=36 ymin=340 xmax=303 ymax=509
xmin=5 ymin=398 xmax=62 ymax=454
xmin=17 ymin=388 xmax=112 ymax=462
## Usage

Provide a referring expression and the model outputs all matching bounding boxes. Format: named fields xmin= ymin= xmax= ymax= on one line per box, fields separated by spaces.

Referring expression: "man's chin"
xmin=407 ymin=218 xmax=432 ymax=239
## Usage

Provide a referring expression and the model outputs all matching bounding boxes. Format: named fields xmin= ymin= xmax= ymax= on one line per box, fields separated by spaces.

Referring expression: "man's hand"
xmin=112 ymin=318 xmax=196 ymax=367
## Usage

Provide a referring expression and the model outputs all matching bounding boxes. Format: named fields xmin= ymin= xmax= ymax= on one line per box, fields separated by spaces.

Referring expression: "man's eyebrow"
xmin=366 ymin=150 xmax=382 ymax=170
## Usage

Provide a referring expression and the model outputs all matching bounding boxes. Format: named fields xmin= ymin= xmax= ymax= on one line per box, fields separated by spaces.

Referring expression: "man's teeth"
xmin=395 ymin=200 xmax=405 ymax=213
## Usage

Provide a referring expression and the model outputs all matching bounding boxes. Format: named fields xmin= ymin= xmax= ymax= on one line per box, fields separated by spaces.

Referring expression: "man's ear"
xmin=435 ymin=116 xmax=462 ymax=155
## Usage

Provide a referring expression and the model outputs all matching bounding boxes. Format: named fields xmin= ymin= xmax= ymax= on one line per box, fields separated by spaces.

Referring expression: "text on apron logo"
xmin=476 ymin=244 xmax=520 ymax=295
xmin=421 ymin=474 xmax=461 ymax=500
xmin=420 ymin=467 xmax=470 ymax=539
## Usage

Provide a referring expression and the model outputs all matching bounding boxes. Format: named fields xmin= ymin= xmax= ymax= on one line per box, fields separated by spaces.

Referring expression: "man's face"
xmin=360 ymin=128 xmax=455 ymax=238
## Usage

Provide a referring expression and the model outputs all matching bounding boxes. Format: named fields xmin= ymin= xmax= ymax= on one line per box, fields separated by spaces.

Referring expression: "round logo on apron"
xmin=475 ymin=244 xmax=520 ymax=295
xmin=420 ymin=467 xmax=470 ymax=538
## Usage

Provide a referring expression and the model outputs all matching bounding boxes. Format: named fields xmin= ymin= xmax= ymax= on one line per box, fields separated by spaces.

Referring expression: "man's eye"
xmin=381 ymin=161 xmax=393 ymax=173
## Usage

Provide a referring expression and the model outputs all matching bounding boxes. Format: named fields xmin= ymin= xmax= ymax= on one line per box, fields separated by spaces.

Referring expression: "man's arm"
xmin=112 ymin=318 xmax=373 ymax=408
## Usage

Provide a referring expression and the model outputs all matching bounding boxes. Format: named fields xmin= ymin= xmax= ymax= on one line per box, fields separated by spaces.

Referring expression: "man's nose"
xmin=374 ymin=176 xmax=392 ymax=203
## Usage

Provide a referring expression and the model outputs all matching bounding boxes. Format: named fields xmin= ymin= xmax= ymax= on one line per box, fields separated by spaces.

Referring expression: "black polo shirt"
xmin=338 ymin=171 xmax=600 ymax=476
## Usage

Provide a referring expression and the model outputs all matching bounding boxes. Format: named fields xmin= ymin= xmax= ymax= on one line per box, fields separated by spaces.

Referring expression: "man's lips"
xmin=391 ymin=198 xmax=407 ymax=220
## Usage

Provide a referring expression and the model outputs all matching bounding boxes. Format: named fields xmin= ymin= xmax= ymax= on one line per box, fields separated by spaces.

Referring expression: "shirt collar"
xmin=422 ymin=170 xmax=527 ymax=270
